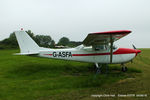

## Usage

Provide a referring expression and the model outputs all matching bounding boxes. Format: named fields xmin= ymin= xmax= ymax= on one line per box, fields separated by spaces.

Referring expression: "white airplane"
xmin=14 ymin=29 xmax=141 ymax=72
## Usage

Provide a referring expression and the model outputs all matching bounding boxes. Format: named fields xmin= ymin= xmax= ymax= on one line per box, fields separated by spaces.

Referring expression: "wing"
xmin=83 ymin=30 xmax=131 ymax=46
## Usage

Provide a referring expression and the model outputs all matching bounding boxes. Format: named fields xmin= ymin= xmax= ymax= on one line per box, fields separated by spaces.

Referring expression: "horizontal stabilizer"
xmin=14 ymin=52 xmax=39 ymax=55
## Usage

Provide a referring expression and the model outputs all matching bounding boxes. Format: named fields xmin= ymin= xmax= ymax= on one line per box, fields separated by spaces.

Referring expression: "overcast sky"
xmin=0 ymin=0 xmax=150 ymax=48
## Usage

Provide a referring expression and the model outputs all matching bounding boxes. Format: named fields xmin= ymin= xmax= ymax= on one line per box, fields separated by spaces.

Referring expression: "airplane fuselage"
xmin=14 ymin=30 xmax=141 ymax=65
xmin=37 ymin=47 xmax=140 ymax=64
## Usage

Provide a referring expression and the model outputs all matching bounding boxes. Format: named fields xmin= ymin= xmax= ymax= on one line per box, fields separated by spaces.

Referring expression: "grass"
xmin=0 ymin=49 xmax=149 ymax=100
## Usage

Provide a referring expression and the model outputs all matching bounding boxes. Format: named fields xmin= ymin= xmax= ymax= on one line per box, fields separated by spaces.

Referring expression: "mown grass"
xmin=0 ymin=49 xmax=149 ymax=100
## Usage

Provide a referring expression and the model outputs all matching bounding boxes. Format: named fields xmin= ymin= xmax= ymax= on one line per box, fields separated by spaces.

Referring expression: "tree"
xmin=0 ymin=30 xmax=55 ymax=49
xmin=1 ymin=32 xmax=18 ymax=48
xmin=50 ymin=40 xmax=55 ymax=48
xmin=68 ymin=41 xmax=82 ymax=47
xmin=58 ymin=37 xmax=70 ymax=46
xmin=34 ymin=35 xmax=52 ymax=47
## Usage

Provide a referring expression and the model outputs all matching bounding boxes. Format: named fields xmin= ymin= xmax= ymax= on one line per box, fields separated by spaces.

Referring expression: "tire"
xmin=122 ymin=67 xmax=128 ymax=72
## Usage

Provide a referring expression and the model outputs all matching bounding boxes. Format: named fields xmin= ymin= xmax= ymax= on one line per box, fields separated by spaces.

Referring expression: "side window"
xmin=94 ymin=45 xmax=107 ymax=51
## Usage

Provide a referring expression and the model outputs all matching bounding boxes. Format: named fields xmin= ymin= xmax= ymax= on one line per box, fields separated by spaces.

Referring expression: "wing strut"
xmin=110 ymin=34 xmax=113 ymax=63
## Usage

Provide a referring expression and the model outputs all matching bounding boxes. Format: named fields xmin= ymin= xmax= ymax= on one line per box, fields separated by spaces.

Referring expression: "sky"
xmin=0 ymin=0 xmax=150 ymax=48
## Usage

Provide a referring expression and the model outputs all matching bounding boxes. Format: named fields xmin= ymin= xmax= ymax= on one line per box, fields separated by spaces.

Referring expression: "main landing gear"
xmin=94 ymin=63 xmax=109 ymax=74
xmin=94 ymin=63 xmax=128 ymax=73
xmin=121 ymin=63 xmax=128 ymax=72
xmin=95 ymin=63 xmax=101 ymax=74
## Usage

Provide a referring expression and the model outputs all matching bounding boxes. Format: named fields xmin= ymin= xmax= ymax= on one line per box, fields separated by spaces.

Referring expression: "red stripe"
xmin=72 ymin=53 xmax=110 ymax=56
xmin=72 ymin=49 xmax=135 ymax=56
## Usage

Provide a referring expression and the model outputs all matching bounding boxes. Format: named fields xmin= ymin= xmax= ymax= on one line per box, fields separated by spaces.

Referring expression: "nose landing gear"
xmin=121 ymin=63 xmax=128 ymax=72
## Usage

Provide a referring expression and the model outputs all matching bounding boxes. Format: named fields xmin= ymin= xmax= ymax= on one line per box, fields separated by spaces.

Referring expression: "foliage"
xmin=68 ymin=41 xmax=82 ymax=47
xmin=0 ymin=30 xmax=82 ymax=49
xmin=57 ymin=37 xmax=70 ymax=46
xmin=0 ymin=30 xmax=55 ymax=49
xmin=0 ymin=32 xmax=18 ymax=49
xmin=50 ymin=40 xmax=55 ymax=48
xmin=34 ymin=35 xmax=51 ymax=47
xmin=0 ymin=29 xmax=84 ymax=49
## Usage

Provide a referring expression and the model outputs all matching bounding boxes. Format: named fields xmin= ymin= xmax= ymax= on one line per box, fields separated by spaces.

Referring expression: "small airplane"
xmin=14 ymin=29 xmax=141 ymax=72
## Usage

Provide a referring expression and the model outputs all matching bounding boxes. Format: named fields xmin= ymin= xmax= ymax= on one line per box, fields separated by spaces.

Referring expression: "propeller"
xmin=132 ymin=44 xmax=142 ymax=61
xmin=132 ymin=44 xmax=137 ymax=50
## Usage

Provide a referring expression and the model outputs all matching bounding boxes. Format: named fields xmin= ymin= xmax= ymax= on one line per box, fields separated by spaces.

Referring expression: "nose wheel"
xmin=121 ymin=63 xmax=128 ymax=72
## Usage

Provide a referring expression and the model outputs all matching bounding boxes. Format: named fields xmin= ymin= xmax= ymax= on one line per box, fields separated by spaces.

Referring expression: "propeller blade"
xmin=132 ymin=44 xmax=137 ymax=49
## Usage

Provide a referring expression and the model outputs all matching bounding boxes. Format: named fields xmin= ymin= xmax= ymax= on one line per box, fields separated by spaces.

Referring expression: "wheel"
xmin=96 ymin=67 xmax=101 ymax=74
xmin=122 ymin=66 xmax=128 ymax=72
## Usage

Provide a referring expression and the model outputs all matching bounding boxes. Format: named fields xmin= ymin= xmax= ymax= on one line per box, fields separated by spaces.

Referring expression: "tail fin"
xmin=15 ymin=30 xmax=40 ymax=55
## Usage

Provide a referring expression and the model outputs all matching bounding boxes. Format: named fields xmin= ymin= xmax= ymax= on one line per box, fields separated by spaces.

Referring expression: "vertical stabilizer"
xmin=15 ymin=30 xmax=40 ymax=54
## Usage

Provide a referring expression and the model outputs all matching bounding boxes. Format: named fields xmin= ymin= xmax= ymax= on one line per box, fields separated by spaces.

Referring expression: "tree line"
xmin=0 ymin=30 xmax=82 ymax=49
